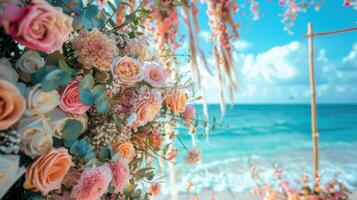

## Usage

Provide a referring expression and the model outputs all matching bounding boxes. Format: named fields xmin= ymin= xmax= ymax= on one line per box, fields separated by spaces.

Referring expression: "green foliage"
xmin=79 ymin=74 xmax=109 ymax=112
xmin=62 ymin=119 xmax=83 ymax=141
xmin=69 ymin=139 xmax=95 ymax=161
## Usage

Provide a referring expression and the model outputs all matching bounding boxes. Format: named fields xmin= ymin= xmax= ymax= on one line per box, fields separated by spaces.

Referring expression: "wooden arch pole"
xmin=307 ymin=22 xmax=319 ymax=182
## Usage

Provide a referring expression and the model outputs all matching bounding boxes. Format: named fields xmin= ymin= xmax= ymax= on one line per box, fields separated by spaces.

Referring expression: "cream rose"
xmin=17 ymin=116 xmax=53 ymax=158
xmin=0 ymin=80 xmax=26 ymax=130
xmin=0 ymin=58 xmax=18 ymax=84
xmin=26 ymin=84 xmax=60 ymax=116
xmin=16 ymin=50 xmax=45 ymax=74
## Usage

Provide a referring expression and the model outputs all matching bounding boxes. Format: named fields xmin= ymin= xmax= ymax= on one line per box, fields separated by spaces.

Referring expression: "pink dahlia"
xmin=71 ymin=165 xmax=112 ymax=200
xmin=143 ymin=63 xmax=166 ymax=87
xmin=110 ymin=160 xmax=130 ymax=192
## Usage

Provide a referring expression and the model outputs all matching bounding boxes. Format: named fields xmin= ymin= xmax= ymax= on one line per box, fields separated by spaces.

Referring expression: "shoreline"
xmin=159 ymin=190 xmax=357 ymax=200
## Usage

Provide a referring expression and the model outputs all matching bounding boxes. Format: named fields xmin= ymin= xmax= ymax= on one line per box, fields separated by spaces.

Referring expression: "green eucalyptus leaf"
xmin=79 ymin=88 xmax=96 ymax=106
xmin=72 ymin=15 xmax=83 ymax=31
xmin=85 ymin=4 xmax=99 ymax=17
xmin=95 ymin=99 xmax=109 ymax=113
xmin=62 ymin=119 xmax=83 ymax=141
xmin=99 ymin=147 xmax=111 ymax=161
xmin=31 ymin=65 xmax=57 ymax=84
xmin=58 ymin=59 xmax=76 ymax=76
xmin=79 ymin=74 xmax=95 ymax=90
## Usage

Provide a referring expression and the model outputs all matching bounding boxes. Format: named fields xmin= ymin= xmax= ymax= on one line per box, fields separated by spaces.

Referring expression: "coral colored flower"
xmin=73 ymin=29 xmax=118 ymax=71
xmin=60 ymin=79 xmax=90 ymax=115
xmin=71 ymin=165 xmax=112 ymax=200
xmin=165 ymin=89 xmax=187 ymax=114
xmin=184 ymin=148 xmax=201 ymax=165
xmin=111 ymin=56 xmax=143 ymax=85
xmin=183 ymin=105 xmax=195 ymax=122
xmin=148 ymin=183 xmax=161 ymax=197
xmin=0 ymin=0 xmax=73 ymax=53
xmin=0 ymin=80 xmax=26 ymax=130
xmin=109 ymin=160 xmax=130 ymax=192
xmin=112 ymin=142 xmax=136 ymax=162
xmin=143 ymin=62 xmax=166 ymax=87
xmin=133 ymin=129 xmax=162 ymax=150
xmin=166 ymin=149 xmax=178 ymax=160
xmin=24 ymin=148 xmax=72 ymax=195
xmin=133 ymin=89 xmax=162 ymax=126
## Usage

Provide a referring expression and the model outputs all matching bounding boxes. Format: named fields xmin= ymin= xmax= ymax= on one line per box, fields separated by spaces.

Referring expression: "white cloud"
xmin=198 ymin=31 xmax=211 ymax=42
xmin=232 ymin=40 xmax=251 ymax=51
xmin=342 ymin=42 xmax=357 ymax=68
xmin=241 ymin=41 xmax=301 ymax=84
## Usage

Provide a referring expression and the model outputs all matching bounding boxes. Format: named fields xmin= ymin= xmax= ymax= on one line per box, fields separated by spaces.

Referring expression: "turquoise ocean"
xmin=162 ymin=104 xmax=357 ymax=195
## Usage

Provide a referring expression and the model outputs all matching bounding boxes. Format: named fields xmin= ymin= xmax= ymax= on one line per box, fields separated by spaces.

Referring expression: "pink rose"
xmin=60 ymin=79 xmax=90 ymax=115
xmin=0 ymin=0 xmax=73 ymax=53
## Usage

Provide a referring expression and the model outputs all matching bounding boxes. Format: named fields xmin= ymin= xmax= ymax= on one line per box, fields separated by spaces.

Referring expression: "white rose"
xmin=48 ymin=108 xmax=88 ymax=138
xmin=0 ymin=58 xmax=18 ymax=84
xmin=26 ymin=84 xmax=60 ymax=116
xmin=17 ymin=116 xmax=53 ymax=158
xmin=16 ymin=50 xmax=45 ymax=73
xmin=0 ymin=155 xmax=25 ymax=199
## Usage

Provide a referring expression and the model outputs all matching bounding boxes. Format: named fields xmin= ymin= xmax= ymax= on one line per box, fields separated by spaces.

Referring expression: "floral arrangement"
xmin=0 ymin=0 xmax=203 ymax=199
xmin=251 ymin=166 xmax=352 ymax=200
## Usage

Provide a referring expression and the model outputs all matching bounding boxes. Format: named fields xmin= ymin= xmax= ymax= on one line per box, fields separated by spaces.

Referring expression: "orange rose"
xmin=0 ymin=80 xmax=26 ymax=130
xmin=112 ymin=142 xmax=136 ymax=162
xmin=165 ymin=89 xmax=187 ymax=114
xmin=24 ymin=148 xmax=71 ymax=195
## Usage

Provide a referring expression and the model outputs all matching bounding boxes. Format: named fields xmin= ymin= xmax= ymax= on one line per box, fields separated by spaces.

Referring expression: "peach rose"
xmin=112 ymin=142 xmax=136 ymax=162
xmin=60 ymin=79 xmax=90 ymax=115
xmin=288 ymin=193 xmax=300 ymax=200
xmin=24 ymin=148 xmax=72 ymax=195
xmin=111 ymin=56 xmax=143 ymax=85
xmin=0 ymin=0 xmax=73 ymax=53
xmin=0 ymin=79 xmax=26 ymax=130
xmin=133 ymin=89 xmax=162 ymax=126
xmin=165 ymin=89 xmax=187 ymax=114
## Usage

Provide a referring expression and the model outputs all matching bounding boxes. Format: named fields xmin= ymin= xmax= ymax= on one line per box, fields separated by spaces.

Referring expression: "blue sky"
xmin=176 ymin=1 xmax=357 ymax=104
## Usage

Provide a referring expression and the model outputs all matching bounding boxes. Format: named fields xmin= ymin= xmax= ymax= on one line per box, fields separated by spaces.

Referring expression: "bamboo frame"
xmin=307 ymin=22 xmax=319 ymax=182
xmin=304 ymin=24 xmax=357 ymax=183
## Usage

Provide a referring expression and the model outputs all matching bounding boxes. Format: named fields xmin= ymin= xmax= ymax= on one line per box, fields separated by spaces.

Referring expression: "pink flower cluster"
xmin=72 ymin=162 xmax=130 ymax=200
xmin=149 ymin=0 xmax=179 ymax=50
